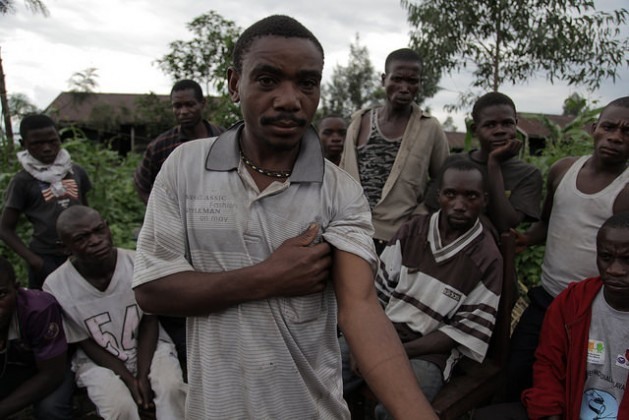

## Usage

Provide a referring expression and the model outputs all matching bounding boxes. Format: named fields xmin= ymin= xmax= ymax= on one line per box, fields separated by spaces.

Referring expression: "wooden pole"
xmin=0 ymin=46 xmax=15 ymax=164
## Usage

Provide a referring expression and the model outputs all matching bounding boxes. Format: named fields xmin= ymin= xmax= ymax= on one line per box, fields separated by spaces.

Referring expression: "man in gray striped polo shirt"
xmin=133 ymin=14 xmax=435 ymax=420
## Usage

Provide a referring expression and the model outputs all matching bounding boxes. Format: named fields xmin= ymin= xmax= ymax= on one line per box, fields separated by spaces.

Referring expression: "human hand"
xmin=510 ymin=228 xmax=529 ymax=254
xmin=263 ymin=224 xmax=332 ymax=297
xmin=135 ymin=375 xmax=155 ymax=411
xmin=489 ymin=138 xmax=522 ymax=162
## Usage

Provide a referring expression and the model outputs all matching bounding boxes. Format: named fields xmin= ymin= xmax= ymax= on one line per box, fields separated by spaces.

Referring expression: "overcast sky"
xmin=1 ymin=0 xmax=627 ymax=131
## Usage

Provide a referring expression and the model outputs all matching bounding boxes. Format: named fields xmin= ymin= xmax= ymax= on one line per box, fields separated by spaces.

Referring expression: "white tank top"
xmin=541 ymin=156 xmax=629 ymax=297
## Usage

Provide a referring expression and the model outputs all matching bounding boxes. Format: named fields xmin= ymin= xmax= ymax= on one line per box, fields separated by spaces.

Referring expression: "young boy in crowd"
xmin=317 ymin=114 xmax=347 ymax=165
xmin=425 ymin=92 xmax=542 ymax=233
xmin=44 ymin=206 xmax=186 ymax=420
xmin=0 ymin=255 xmax=72 ymax=419
xmin=523 ymin=212 xmax=629 ymax=419
xmin=0 ymin=114 xmax=91 ymax=289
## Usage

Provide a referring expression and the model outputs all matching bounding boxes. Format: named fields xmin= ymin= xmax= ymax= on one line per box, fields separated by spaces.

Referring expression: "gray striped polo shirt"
xmin=133 ymin=123 xmax=377 ymax=419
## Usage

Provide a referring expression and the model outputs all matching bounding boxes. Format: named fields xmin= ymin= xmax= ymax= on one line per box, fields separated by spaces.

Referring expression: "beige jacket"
xmin=340 ymin=103 xmax=449 ymax=241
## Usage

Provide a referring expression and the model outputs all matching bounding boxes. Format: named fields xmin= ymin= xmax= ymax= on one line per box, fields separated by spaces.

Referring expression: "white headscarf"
xmin=17 ymin=149 xmax=74 ymax=197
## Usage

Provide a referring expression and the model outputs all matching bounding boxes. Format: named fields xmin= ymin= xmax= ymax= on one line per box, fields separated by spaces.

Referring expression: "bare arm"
xmin=0 ymin=353 xmax=66 ymax=418
xmin=403 ymin=330 xmax=457 ymax=359
xmin=135 ymin=225 xmax=331 ymax=316
xmin=485 ymin=140 xmax=524 ymax=232
xmin=79 ymin=338 xmax=138 ymax=399
xmin=612 ymin=184 xmax=629 ymax=214
xmin=334 ymin=250 xmax=437 ymax=420
xmin=0 ymin=207 xmax=43 ymax=271
xmin=135 ymin=315 xmax=159 ymax=411
xmin=513 ymin=157 xmax=576 ymax=251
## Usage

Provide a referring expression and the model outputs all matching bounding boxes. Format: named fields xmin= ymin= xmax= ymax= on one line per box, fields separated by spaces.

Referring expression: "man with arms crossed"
xmin=133 ymin=15 xmax=434 ymax=419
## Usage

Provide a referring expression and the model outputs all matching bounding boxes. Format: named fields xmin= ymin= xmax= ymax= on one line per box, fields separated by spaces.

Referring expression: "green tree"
xmin=155 ymin=11 xmax=241 ymax=127
xmin=321 ymin=35 xmax=378 ymax=117
xmin=562 ymin=92 xmax=588 ymax=116
xmin=402 ymin=0 xmax=629 ymax=109
xmin=134 ymin=93 xmax=176 ymax=140
xmin=155 ymin=11 xmax=240 ymax=95
xmin=8 ymin=92 xmax=38 ymax=117
xmin=67 ymin=67 xmax=99 ymax=105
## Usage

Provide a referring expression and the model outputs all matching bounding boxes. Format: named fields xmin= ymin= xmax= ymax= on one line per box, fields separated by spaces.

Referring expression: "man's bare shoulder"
xmin=548 ymin=156 xmax=580 ymax=185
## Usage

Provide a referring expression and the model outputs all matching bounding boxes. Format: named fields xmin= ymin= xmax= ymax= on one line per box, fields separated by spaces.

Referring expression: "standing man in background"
xmin=134 ymin=79 xmax=223 ymax=204
xmin=134 ymin=79 xmax=223 ymax=374
xmin=340 ymin=48 xmax=449 ymax=254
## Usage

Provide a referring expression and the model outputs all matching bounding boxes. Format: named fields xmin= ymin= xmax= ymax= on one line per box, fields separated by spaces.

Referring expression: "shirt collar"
xmin=428 ymin=210 xmax=483 ymax=263
xmin=205 ymin=121 xmax=324 ymax=183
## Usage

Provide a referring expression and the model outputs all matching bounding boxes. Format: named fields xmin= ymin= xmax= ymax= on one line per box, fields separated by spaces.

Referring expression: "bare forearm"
xmin=340 ymin=300 xmax=437 ymax=419
xmin=486 ymin=159 xmax=521 ymax=232
xmin=80 ymin=340 xmax=135 ymax=384
xmin=522 ymin=220 xmax=548 ymax=247
xmin=136 ymin=316 xmax=159 ymax=379
xmin=134 ymin=266 xmax=272 ymax=317
xmin=0 ymin=228 xmax=39 ymax=265
xmin=404 ymin=331 xmax=457 ymax=359
xmin=334 ymin=250 xmax=436 ymax=419
xmin=0 ymin=371 xmax=63 ymax=417
xmin=0 ymin=356 xmax=66 ymax=418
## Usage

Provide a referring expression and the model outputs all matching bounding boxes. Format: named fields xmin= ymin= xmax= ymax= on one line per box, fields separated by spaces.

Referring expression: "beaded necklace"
xmin=239 ymin=149 xmax=292 ymax=179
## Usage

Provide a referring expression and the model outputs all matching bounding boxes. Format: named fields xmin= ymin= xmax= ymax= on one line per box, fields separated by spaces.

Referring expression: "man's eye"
xmin=300 ymin=80 xmax=318 ymax=90
xmin=258 ymin=77 xmax=276 ymax=87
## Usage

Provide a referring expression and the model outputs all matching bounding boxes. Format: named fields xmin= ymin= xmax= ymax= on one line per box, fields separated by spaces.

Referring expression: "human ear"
xmin=227 ymin=67 xmax=241 ymax=103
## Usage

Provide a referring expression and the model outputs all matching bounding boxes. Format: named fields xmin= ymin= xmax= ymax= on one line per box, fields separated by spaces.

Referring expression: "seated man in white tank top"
xmin=505 ymin=96 xmax=629 ymax=401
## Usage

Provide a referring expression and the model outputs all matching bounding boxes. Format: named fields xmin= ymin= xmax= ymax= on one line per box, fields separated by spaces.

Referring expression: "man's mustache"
xmin=261 ymin=114 xmax=307 ymax=127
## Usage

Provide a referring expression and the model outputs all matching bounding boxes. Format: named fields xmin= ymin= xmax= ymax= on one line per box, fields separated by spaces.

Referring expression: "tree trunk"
xmin=0 ymin=47 xmax=15 ymax=165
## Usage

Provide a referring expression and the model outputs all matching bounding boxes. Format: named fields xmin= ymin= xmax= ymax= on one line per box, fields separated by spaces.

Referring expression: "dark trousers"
xmin=504 ymin=286 xmax=554 ymax=401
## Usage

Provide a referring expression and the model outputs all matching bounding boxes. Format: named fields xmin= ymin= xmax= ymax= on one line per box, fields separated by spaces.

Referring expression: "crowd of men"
xmin=0 ymin=13 xmax=628 ymax=420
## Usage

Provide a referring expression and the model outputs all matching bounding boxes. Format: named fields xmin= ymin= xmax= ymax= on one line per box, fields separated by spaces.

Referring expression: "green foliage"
xmin=321 ymin=34 xmax=379 ymax=118
xmin=402 ymin=0 xmax=629 ymax=109
xmin=133 ymin=93 xmax=177 ymax=140
xmin=155 ymin=10 xmax=242 ymax=128
xmin=514 ymin=106 xmax=599 ymax=288
xmin=0 ymin=129 xmax=145 ymax=284
xmin=155 ymin=11 xmax=240 ymax=96
xmin=562 ymin=93 xmax=588 ymax=116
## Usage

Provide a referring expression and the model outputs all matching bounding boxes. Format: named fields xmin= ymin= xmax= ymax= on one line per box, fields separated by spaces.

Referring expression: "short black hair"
xmin=384 ymin=48 xmax=422 ymax=73
xmin=600 ymin=211 xmax=629 ymax=233
xmin=231 ymin=15 xmax=324 ymax=74
xmin=437 ymin=155 xmax=488 ymax=192
xmin=19 ymin=114 xmax=56 ymax=140
xmin=171 ymin=79 xmax=205 ymax=102
xmin=471 ymin=92 xmax=517 ymax=123
xmin=56 ymin=205 xmax=101 ymax=240
xmin=604 ymin=96 xmax=629 ymax=110
xmin=317 ymin=114 xmax=346 ymax=129
xmin=0 ymin=255 xmax=16 ymax=285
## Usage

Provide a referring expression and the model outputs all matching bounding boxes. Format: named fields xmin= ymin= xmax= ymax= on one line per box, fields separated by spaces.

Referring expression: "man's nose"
xmin=274 ymin=82 xmax=301 ymax=111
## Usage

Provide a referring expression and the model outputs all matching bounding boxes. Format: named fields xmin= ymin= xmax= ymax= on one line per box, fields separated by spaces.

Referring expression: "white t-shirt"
xmin=45 ymin=248 xmax=165 ymax=371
